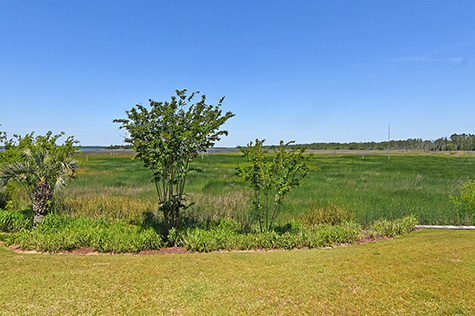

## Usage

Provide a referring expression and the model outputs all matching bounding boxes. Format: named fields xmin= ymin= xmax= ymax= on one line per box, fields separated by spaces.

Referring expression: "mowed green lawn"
xmin=1 ymin=229 xmax=474 ymax=315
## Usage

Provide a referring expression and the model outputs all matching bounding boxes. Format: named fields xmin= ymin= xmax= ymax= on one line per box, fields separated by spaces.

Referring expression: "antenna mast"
xmin=388 ymin=122 xmax=391 ymax=159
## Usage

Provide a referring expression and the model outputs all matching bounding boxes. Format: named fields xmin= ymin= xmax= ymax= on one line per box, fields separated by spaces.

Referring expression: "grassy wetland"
xmin=2 ymin=150 xmax=473 ymax=254
xmin=56 ymin=150 xmax=475 ymax=226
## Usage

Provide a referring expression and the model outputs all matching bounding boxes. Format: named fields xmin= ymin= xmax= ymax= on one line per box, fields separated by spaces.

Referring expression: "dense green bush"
xmin=370 ymin=215 xmax=418 ymax=238
xmin=450 ymin=178 xmax=475 ymax=216
xmin=169 ymin=218 xmax=363 ymax=252
xmin=1 ymin=210 xmax=418 ymax=253
xmin=237 ymin=139 xmax=313 ymax=232
xmin=1 ymin=212 xmax=162 ymax=253
xmin=0 ymin=208 xmax=33 ymax=233
xmin=0 ymin=183 xmax=25 ymax=210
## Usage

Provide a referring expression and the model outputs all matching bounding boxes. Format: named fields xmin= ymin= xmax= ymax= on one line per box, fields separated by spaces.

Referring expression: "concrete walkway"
xmin=416 ymin=225 xmax=475 ymax=230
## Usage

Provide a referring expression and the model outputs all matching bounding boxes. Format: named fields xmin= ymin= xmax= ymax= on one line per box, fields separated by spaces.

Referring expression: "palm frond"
xmin=53 ymin=157 xmax=79 ymax=192
xmin=61 ymin=158 xmax=80 ymax=175
xmin=1 ymin=147 xmax=80 ymax=194
xmin=0 ymin=161 xmax=34 ymax=187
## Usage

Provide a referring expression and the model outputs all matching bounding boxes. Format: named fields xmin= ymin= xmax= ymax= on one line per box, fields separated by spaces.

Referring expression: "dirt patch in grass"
xmin=356 ymin=228 xmax=422 ymax=245
xmin=138 ymin=247 xmax=190 ymax=255
xmin=0 ymin=242 xmax=191 ymax=256
xmin=64 ymin=247 xmax=100 ymax=255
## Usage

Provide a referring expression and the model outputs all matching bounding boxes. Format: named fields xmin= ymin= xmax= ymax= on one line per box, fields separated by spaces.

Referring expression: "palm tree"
xmin=0 ymin=148 xmax=79 ymax=226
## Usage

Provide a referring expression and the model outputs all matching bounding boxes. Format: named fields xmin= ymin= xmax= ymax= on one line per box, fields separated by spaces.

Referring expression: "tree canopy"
xmin=114 ymin=89 xmax=235 ymax=235
xmin=0 ymin=131 xmax=79 ymax=225
xmin=238 ymin=139 xmax=314 ymax=231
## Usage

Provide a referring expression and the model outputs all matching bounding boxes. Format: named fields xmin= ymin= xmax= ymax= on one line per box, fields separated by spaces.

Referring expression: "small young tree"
xmin=114 ymin=89 xmax=235 ymax=236
xmin=238 ymin=139 xmax=314 ymax=231
xmin=0 ymin=131 xmax=79 ymax=226
xmin=236 ymin=139 xmax=271 ymax=232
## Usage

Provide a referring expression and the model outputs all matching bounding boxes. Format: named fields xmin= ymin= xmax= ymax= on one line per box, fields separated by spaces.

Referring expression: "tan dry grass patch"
xmin=65 ymin=185 xmax=153 ymax=197
xmin=57 ymin=195 xmax=157 ymax=218
xmin=187 ymin=190 xmax=251 ymax=220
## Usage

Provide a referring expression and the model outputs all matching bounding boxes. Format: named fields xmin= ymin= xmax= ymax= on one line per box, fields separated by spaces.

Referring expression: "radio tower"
xmin=388 ymin=122 xmax=391 ymax=159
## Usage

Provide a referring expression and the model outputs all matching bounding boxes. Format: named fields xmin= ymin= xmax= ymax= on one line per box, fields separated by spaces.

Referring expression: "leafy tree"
xmin=238 ymin=139 xmax=314 ymax=231
xmin=0 ymin=131 xmax=79 ymax=225
xmin=0 ymin=125 xmax=5 ymax=145
xmin=450 ymin=178 xmax=475 ymax=220
xmin=114 ymin=89 xmax=235 ymax=236
xmin=1 ymin=131 xmax=78 ymax=164
xmin=237 ymin=139 xmax=271 ymax=232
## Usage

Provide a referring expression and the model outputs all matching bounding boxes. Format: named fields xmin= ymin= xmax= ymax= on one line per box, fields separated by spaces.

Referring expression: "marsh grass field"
xmin=53 ymin=150 xmax=475 ymax=226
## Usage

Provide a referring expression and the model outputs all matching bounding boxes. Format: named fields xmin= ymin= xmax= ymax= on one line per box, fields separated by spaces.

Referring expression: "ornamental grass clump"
xmin=370 ymin=215 xmax=418 ymax=238
xmin=2 ymin=213 xmax=163 ymax=253
xmin=0 ymin=208 xmax=33 ymax=233
xmin=170 ymin=218 xmax=363 ymax=252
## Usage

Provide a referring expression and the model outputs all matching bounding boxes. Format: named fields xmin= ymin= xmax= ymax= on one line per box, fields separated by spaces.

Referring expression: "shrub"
xmin=0 ymin=208 xmax=33 ymax=233
xmin=0 ymin=183 xmax=28 ymax=211
xmin=0 ymin=131 xmax=79 ymax=226
xmin=114 ymin=89 xmax=235 ymax=237
xmin=450 ymin=178 xmax=475 ymax=216
xmin=3 ymin=214 xmax=163 ymax=253
xmin=237 ymin=139 xmax=314 ymax=232
xmin=2 ymin=213 xmax=418 ymax=253
xmin=171 ymin=218 xmax=363 ymax=252
xmin=370 ymin=215 xmax=418 ymax=238
xmin=301 ymin=202 xmax=354 ymax=226
xmin=0 ymin=190 xmax=7 ymax=209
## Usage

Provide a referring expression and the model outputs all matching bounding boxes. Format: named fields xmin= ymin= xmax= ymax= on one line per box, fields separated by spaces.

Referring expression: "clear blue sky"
xmin=1 ymin=0 xmax=474 ymax=146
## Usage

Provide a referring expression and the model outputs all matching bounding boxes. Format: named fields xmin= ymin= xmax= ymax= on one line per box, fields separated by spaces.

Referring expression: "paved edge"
xmin=416 ymin=225 xmax=475 ymax=230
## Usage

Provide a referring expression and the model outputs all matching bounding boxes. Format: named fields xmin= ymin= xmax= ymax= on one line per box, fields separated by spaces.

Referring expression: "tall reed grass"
xmin=4 ymin=152 xmax=475 ymax=226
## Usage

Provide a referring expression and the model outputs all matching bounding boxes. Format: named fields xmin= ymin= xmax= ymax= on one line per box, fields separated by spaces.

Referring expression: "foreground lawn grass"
xmin=1 ymin=230 xmax=474 ymax=315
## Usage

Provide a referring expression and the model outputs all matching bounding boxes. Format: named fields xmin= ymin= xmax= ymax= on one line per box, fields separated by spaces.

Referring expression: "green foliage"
xmin=301 ymin=202 xmax=354 ymax=226
xmin=0 ymin=209 xmax=34 ymax=233
xmin=0 ymin=132 xmax=79 ymax=226
xmin=1 ymin=207 xmax=419 ymax=253
xmin=0 ymin=130 xmax=78 ymax=164
xmin=0 ymin=148 xmax=79 ymax=195
xmin=238 ymin=139 xmax=314 ymax=231
xmin=290 ymin=132 xmax=475 ymax=152
xmin=450 ymin=178 xmax=475 ymax=216
xmin=114 ymin=90 xmax=235 ymax=235
xmin=0 ymin=183 xmax=15 ymax=209
xmin=369 ymin=215 xmax=418 ymax=238
xmin=2 ymin=213 xmax=162 ymax=253
xmin=168 ymin=218 xmax=363 ymax=252
xmin=0 ymin=125 xmax=5 ymax=148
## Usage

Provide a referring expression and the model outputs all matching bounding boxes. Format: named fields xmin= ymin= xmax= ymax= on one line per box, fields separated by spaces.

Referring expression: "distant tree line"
xmin=288 ymin=133 xmax=475 ymax=152
xmin=102 ymin=133 xmax=475 ymax=152
xmin=105 ymin=145 xmax=134 ymax=150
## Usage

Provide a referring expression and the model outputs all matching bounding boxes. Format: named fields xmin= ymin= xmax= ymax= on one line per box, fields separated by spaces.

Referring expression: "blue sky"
xmin=1 ymin=0 xmax=474 ymax=146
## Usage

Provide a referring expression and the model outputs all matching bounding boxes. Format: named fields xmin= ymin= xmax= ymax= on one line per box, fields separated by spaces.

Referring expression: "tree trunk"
xmin=32 ymin=181 xmax=53 ymax=227
xmin=163 ymin=209 xmax=170 ymax=240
